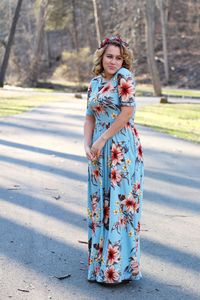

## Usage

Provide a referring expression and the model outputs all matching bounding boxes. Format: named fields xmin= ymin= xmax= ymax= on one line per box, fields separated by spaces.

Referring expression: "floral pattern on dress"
xmin=86 ymin=67 xmax=144 ymax=284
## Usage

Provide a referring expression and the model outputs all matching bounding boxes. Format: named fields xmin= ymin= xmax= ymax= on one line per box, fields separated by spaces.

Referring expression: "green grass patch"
xmin=136 ymin=85 xmax=200 ymax=98
xmin=136 ymin=103 xmax=200 ymax=143
xmin=30 ymin=87 xmax=55 ymax=93
xmin=35 ymin=80 xmax=88 ymax=92
xmin=0 ymin=92 xmax=71 ymax=117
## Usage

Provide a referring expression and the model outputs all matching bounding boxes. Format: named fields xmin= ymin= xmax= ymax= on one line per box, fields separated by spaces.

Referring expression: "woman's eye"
xmin=106 ymin=55 xmax=122 ymax=60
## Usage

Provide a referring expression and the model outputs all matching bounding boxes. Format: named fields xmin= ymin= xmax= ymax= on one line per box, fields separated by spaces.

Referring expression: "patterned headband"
xmin=98 ymin=35 xmax=129 ymax=49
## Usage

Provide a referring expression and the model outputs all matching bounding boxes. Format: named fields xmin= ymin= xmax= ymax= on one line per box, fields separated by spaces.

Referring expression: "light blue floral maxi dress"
xmin=86 ymin=67 xmax=144 ymax=284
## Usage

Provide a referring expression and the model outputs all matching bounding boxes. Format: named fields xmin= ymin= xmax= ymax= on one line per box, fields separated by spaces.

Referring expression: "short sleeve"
xmin=86 ymin=81 xmax=94 ymax=116
xmin=117 ymin=68 xmax=136 ymax=107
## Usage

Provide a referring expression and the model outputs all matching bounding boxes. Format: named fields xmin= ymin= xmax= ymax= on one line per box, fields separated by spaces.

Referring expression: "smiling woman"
xmin=83 ymin=35 xmax=144 ymax=285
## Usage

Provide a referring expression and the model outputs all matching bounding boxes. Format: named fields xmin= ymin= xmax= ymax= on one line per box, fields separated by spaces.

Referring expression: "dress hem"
xmin=87 ymin=272 xmax=142 ymax=284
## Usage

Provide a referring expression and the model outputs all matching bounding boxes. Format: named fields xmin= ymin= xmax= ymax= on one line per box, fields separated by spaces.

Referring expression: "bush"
xmin=52 ymin=47 xmax=93 ymax=82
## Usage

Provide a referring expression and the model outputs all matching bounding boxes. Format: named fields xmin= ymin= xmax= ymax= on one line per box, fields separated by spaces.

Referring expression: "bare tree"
xmin=145 ymin=0 xmax=162 ymax=96
xmin=96 ymin=1 xmax=104 ymax=39
xmin=156 ymin=0 xmax=169 ymax=82
xmin=0 ymin=0 xmax=23 ymax=87
xmin=92 ymin=0 xmax=101 ymax=45
xmin=71 ymin=0 xmax=81 ymax=83
xmin=25 ymin=0 xmax=49 ymax=86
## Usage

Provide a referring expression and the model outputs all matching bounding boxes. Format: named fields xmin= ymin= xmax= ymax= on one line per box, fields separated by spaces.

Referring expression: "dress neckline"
xmin=100 ymin=73 xmax=118 ymax=85
xmin=101 ymin=76 xmax=110 ymax=84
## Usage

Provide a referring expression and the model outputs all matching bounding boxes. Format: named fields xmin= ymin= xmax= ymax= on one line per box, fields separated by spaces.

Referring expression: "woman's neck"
xmin=102 ymin=75 xmax=112 ymax=81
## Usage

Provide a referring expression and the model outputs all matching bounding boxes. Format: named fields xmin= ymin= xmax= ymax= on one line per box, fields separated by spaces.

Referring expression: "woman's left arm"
xmin=90 ymin=69 xmax=136 ymax=158
xmin=90 ymin=106 xmax=134 ymax=157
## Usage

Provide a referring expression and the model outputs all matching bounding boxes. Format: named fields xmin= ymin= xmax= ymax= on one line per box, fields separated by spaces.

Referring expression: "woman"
xmin=84 ymin=35 xmax=144 ymax=284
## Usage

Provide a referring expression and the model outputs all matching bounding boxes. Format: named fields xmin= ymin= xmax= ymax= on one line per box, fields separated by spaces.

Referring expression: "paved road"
xmin=0 ymin=96 xmax=200 ymax=300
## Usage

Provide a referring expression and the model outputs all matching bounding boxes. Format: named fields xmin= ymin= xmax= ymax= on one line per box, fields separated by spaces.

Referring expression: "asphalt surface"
xmin=0 ymin=95 xmax=200 ymax=300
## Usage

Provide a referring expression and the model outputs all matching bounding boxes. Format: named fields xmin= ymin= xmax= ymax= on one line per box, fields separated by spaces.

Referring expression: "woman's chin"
xmin=106 ymin=69 xmax=117 ymax=75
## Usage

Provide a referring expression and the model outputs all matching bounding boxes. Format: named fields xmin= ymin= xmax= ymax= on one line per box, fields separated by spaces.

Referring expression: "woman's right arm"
xmin=84 ymin=114 xmax=95 ymax=160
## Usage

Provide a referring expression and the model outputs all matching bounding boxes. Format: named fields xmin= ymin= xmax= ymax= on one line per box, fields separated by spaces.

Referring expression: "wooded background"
xmin=0 ymin=0 xmax=199 ymax=92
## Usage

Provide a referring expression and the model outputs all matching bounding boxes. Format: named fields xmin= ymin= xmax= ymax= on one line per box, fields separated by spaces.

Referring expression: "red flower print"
xmin=91 ymin=220 xmax=96 ymax=234
xmin=134 ymin=182 xmax=141 ymax=190
xmin=133 ymin=127 xmax=139 ymax=137
xmin=111 ymin=167 xmax=122 ymax=186
xmin=94 ymin=265 xmax=100 ymax=275
xmin=104 ymin=266 xmax=120 ymax=283
xmin=130 ymin=257 xmax=139 ymax=276
xmin=121 ymin=196 xmax=137 ymax=213
xmin=93 ymin=169 xmax=100 ymax=180
xmin=118 ymin=77 xmax=134 ymax=102
xmin=119 ymin=216 xmax=128 ymax=227
xmin=119 ymin=216 xmax=125 ymax=226
xmin=111 ymin=143 xmax=124 ymax=166
xmin=98 ymin=239 xmax=104 ymax=259
xmin=138 ymin=144 xmax=143 ymax=160
xmin=107 ymin=244 xmax=120 ymax=265
xmin=92 ymin=194 xmax=98 ymax=212
xmin=93 ymin=105 xmax=104 ymax=114
xmin=104 ymin=200 xmax=110 ymax=225
xmin=100 ymin=82 xmax=114 ymax=94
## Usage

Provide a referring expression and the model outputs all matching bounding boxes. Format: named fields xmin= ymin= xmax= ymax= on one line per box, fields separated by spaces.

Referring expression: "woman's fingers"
xmin=88 ymin=152 xmax=93 ymax=160
xmin=86 ymin=148 xmax=96 ymax=160
xmin=91 ymin=147 xmax=97 ymax=153
xmin=97 ymin=150 xmax=101 ymax=157
xmin=87 ymin=154 xmax=92 ymax=160
xmin=90 ymin=145 xmax=102 ymax=159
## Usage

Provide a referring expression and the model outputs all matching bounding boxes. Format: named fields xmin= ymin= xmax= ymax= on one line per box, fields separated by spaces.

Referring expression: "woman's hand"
xmin=90 ymin=136 xmax=106 ymax=158
xmin=84 ymin=144 xmax=94 ymax=161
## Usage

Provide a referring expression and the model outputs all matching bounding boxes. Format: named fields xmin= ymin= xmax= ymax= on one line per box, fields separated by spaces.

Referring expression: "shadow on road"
xmin=0 ymin=216 xmax=199 ymax=299
xmin=0 ymin=139 xmax=86 ymax=163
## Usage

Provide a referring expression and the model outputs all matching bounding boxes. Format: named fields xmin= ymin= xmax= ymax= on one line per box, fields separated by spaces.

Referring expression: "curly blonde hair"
xmin=92 ymin=41 xmax=134 ymax=76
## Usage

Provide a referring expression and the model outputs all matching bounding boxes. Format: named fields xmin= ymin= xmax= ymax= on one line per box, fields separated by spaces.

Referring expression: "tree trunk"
xmin=92 ymin=0 xmax=101 ymax=46
xmin=145 ymin=0 xmax=162 ymax=96
xmin=26 ymin=0 xmax=49 ymax=86
xmin=72 ymin=0 xmax=81 ymax=83
xmin=0 ymin=0 xmax=23 ymax=87
xmin=97 ymin=2 xmax=104 ymax=39
xmin=157 ymin=0 xmax=169 ymax=82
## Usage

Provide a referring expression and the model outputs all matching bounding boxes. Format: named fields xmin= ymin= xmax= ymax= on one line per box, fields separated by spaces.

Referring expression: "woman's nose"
xmin=110 ymin=58 xmax=116 ymax=64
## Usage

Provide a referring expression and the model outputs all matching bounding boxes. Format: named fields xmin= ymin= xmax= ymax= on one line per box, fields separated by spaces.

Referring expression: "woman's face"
xmin=102 ymin=45 xmax=123 ymax=79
